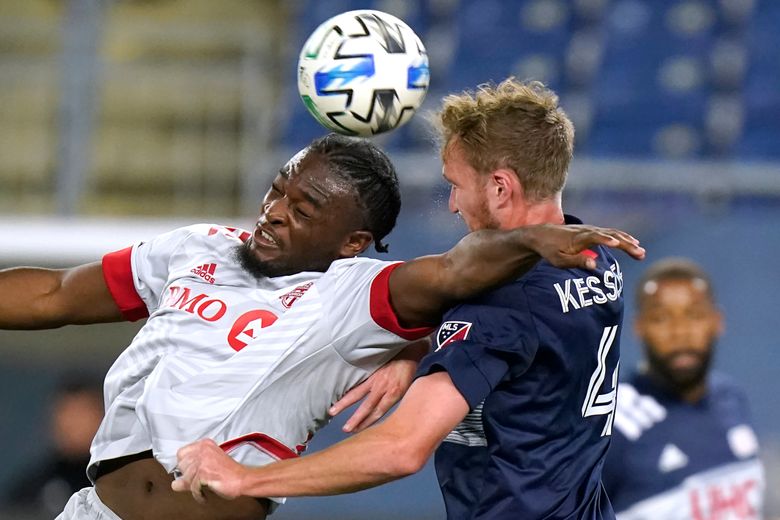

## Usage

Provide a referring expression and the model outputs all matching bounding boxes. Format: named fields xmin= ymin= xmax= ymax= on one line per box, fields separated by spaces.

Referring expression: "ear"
xmin=339 ymin=230 xmax=374 ymax=257
xmin=489 ymin=168 xmax=522 ymax=208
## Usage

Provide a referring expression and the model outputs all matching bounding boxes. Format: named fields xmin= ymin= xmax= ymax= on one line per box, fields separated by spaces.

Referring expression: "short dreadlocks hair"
xmin=309 ymin=133 xmax=401 ymax=253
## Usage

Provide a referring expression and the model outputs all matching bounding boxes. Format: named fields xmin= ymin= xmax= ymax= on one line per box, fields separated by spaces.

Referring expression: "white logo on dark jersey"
xmin=436 ymin=321 xmax=472 ymax=351
xmin=553 ymin=262 xmax=623 ymax=313
xmin=659 ymin=443 xmax=689 ymax=473
xmin=728 ymin=425 xmax=759 ymax=459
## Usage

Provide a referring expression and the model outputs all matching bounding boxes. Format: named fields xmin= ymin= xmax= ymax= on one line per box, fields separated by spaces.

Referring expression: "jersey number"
xmin=581 ymin=325 xmax=619 ymax=436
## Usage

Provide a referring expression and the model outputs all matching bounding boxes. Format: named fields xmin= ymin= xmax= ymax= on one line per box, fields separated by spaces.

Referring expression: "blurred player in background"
xmin=602 ymin=258 xmax=764 ymax=519
xmin=3 ymin=378 xmax=103 ymax=518
xmin=174 ymin=78 xmax=638 ymax=520
xmin=0 ymin=133 xmax=642 ymax=520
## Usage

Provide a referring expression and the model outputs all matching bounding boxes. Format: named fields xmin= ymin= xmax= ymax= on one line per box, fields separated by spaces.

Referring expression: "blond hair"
xmin=437 ymin=78 xmax=574 ymax=201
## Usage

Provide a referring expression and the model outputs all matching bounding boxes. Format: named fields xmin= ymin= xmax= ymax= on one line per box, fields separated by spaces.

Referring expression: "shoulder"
xmin=707 ymin=370 xmax=755 ymax=425
xmin=179 ymin=224 xmax=251 ymax=243
xmin=315 ymin=257 xmax=399 ymax=296
xmin=708 ymin=370 xmax=748 ymax=399
xmin=439 ymin=283 xmax=538 ymax=351
xmin=139 ymin=223 xmax=248 ymax=247
xmin=163 ymin=223 xmax=251 ymax=254
xmin=325 ymin=257 xmax=397 ymax=277
xmin=522 ymin=243 xmax=623 ymax=298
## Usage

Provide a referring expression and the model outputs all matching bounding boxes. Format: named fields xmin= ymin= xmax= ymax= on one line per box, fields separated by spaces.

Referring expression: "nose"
xmin=448 ymin=186 xmax=458 ymax=214
xmin=667 ymin=318 xmax=695 ymax=346
xmin=263 ymin=198 xmax=289 ymax=226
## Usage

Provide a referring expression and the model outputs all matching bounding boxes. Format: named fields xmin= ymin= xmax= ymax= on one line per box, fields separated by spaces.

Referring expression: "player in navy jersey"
xmin=173 ymin=78 xmax=635 ymax=520
xmin=0 ymin=132 xmax=643 ymax=520
xmin=602 ymin=258 xmax=764 ymax=519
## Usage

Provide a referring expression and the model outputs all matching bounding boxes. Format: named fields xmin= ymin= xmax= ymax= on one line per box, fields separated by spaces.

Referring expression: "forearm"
xmin=0 ymin=267 xmax=68 ymax=329
xmin=174 ymin=373 xmax=469 ymax=501
xmin=240 ymin=428 xmax=419 ymax=497
xmin=438 ymin=227 xmax=539 ymax=300
xmin=0 ymin=262 xmax=122 ymax=329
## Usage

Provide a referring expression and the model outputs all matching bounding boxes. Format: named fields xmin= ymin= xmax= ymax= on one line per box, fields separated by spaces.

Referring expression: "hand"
xmin=330 ymin=339 xmax=430 ymax=433
xmin=527 ymin=224 xmax=645 ymax=270
xmin=171 ymin=439 xmax=246 ymax=503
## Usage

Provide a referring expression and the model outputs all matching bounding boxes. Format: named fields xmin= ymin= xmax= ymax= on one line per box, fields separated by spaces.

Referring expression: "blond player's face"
xmin=245 ymin=150 xmax=365 ymax=277
xmin=442 ymin=141 xmax=499 ymax=232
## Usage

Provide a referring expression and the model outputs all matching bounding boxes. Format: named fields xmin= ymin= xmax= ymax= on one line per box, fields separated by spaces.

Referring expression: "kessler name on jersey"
xmin=554 ymin=262 xmax=623 ymax=313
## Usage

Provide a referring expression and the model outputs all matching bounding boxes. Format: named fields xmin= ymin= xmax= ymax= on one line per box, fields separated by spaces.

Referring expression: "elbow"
xmin=386 ymin=446 xmax=428 ymax=478
xmin=437 ymin=253 xmax=479 ymax=302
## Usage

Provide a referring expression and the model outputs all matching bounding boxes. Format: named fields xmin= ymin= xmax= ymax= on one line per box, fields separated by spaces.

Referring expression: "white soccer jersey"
xmin=89 ymin=224 xmax=430 ymax=482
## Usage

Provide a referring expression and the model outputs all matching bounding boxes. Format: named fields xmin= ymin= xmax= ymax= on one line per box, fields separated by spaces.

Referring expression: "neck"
xmin=647 ymin=369 xmax=707 ymax=404
xmin=501 ymin=193 xmax=564 ymax=229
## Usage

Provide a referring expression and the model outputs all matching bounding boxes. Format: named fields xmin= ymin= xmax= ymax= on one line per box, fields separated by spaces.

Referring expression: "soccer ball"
xmin=297 ymin=9 xmax=430 ymax=137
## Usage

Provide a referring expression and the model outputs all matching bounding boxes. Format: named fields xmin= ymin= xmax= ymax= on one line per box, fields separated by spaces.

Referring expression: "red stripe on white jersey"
xmin=102 ymin=246 xmax=149 ymax=321
xmin=220 ymin=432 xmax=300 ymax=460
xmin=369 ymin=263 xmax=434 ymax=341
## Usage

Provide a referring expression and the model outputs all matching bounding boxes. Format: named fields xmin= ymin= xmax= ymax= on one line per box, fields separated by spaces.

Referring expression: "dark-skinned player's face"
xmin=635 ymin=278 xmax=723 ymax=392
xmin=237 ymin=148 xmax=370 ymax=278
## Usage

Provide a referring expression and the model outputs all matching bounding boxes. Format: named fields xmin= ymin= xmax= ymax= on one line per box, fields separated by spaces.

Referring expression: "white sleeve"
xmin=102 ymin=225 xmax=202 ymax=319
xmin=320 ymin=258 xmax=433 ymax=368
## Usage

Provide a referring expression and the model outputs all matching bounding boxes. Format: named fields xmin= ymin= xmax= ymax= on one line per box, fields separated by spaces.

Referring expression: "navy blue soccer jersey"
xmin=602 ymin=371 xmax=764 ymax=520
xmin=417 ymin=216 xmax=625 ymax=520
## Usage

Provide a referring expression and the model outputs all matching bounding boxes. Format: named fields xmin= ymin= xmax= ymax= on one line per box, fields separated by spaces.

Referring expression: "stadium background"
xmin=0 ymin=0 xmax=777 ymax=518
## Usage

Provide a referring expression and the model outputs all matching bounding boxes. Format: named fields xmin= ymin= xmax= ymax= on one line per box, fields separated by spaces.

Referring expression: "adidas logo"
xmin=658 ymin=443 xmax=688 ymax=473
xmin=191 ymin=263 xmax=217 ymax=284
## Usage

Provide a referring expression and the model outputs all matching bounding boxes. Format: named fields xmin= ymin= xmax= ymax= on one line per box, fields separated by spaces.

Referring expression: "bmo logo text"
xmin=162 ymin=285 xmax=279 ymax=352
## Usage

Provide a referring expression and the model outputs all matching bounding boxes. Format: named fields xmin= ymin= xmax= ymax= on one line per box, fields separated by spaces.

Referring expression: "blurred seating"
xmin=0 ymin=0 xmax=62 ymax=209
xmin=281 ymin=0 xmax=780 ymax=159
xmin=0 ymin=0 xmax=281 ymax=215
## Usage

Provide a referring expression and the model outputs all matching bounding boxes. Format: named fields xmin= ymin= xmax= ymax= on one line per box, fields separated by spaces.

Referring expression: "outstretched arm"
xmin=0 ymin=262 xmax=123 ymax=329
xmin=173 ymin=371 xmax=467 ymax=501
xmin=389 ymin=224 xmax=645 ymax=326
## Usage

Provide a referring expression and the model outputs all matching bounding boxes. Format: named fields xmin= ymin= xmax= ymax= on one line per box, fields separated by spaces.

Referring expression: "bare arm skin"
xmin=389 ymin=224 xmax=645 ymax=327
xmin=0 ymin=262 xmax=124 ymax=329
xmin=172 ymin=371 xmax=468 ymax=501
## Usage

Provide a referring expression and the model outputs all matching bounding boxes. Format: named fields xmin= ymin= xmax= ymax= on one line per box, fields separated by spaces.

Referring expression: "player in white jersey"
xmin=0 ymin=133 xmax=643 ymax=520
xmin=602 ymin=259 xmax=764 ymax=519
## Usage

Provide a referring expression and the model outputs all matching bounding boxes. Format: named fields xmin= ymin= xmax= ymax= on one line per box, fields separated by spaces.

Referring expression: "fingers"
xmin=348 ymin=392 xmax=399 ymax=433
xmin=173 ymin=439 xmax=217 ymax=502
xmin=343 ymin=388 xmax=383 ymax=432
xmin=171 ymin=477 xmax=188 ymax=492
xmin=571 ymin=228 xmax=646 ymax=264
xmin=329 ymin=382 xmax=370 ymax=417
xmin=190 ymin=475 xmax=207 ymax=504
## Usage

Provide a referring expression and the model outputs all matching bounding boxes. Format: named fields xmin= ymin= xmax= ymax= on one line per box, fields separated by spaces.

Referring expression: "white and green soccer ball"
xmin=297 ymin=9 xmax=430 ymax=137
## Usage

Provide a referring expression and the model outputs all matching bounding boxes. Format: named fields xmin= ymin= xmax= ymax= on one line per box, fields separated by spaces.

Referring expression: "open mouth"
xmin=254 ymin=226 xmax=279 ymax=247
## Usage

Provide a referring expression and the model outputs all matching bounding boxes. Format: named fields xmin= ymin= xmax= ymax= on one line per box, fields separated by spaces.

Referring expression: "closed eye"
xmin=294 ymin=206 xmax=312 ymax=219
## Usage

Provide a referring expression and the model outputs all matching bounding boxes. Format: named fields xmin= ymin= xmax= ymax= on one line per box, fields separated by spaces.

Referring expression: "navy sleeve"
xmin=416 ymin=289 xmax=539 ymax=409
